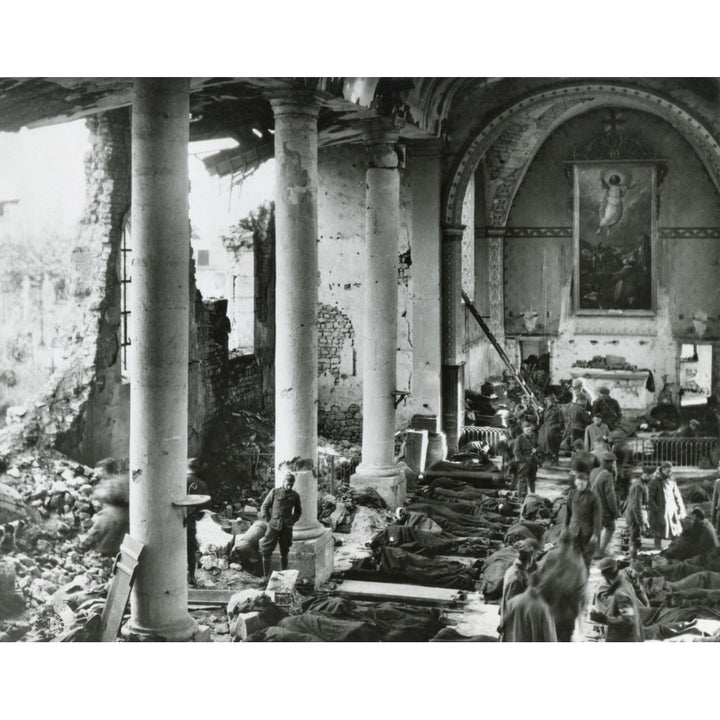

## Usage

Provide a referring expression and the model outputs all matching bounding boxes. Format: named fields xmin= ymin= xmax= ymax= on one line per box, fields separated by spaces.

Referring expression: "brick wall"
xmin=316 ymin=303 xmax=361 ymax=442
xmin=317 ymin=303 xmax=355 ymax=381
xmin=225 ymin=352 xmax=262 ymax=411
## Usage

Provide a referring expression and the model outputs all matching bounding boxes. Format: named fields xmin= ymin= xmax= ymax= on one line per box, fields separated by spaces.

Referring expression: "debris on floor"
xmin=0 ymin=448 xmax=115 ymax=641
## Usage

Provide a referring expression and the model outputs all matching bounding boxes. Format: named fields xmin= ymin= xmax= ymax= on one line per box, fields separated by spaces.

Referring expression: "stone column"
xmin=441 ymin=224 xmax=466 ymax=454
xmin=128 ymin=78 xmax=196 ymax=640
xmin=408 ymin=141 xmax=442 ymax=419
xmin=351 ymin=121 xmax=406 ymax=509
xmin=271 ymin=90 xmax=333 ymax=586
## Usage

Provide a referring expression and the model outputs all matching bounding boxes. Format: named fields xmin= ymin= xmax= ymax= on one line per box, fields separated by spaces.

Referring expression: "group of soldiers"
xmin=501 ymin=380 xmax=623 ymax=499
xmin=497 ymin=410 xmax=720 ymax=642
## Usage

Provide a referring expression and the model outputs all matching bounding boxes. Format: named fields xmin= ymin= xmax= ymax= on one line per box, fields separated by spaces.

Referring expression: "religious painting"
xmin=573 ymin=161 xmax=656 ymax=314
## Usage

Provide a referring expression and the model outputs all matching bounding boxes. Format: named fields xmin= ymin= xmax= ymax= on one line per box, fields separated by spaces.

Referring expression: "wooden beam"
xmin=187 ymin=588 xmax=237 ymax=606
xmin=334 ymin=579 xmax=465 ymax=605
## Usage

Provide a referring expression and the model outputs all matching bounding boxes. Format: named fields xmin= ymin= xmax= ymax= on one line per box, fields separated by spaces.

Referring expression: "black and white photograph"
xmin=1 ymin=5 xmax=719 ymax=719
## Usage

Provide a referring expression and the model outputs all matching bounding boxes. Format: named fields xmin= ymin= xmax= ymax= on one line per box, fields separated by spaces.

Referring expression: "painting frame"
xmin=573 ymin=160 xmax=658 ymax=316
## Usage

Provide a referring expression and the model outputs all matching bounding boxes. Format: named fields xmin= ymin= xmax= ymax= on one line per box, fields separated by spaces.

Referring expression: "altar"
xmin=569 ymin=368 xmax=652 ymax=412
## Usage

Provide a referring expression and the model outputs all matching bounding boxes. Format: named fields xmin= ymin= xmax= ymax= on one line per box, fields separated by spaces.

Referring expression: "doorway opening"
xmin=679 ymin=342 xmax=712 ymax=407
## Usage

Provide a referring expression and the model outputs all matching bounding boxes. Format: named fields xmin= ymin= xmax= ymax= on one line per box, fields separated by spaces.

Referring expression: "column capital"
xmin=269 ymin=88 xmax=322 ymax=118
xmin=442 ymin=224 xmax=466 ymax=241
xmin=361 ymin=118 xmax=404 ymax=169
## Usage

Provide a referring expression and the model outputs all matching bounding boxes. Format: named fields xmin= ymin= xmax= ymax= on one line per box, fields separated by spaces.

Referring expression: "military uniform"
xmin=259 ymin=485 xmax=302 ymax=572
xmin=590 ymin=395 xmax=621 ymax=431
xmin=564 ymin=485 xmax=602 ymax=567
xmin=711 ymin=478 xmax=720 ymax=535
xmin=593 ymin=572 xmax=644 ymax=642
xmin=624 ymin=479 xmax=649 ymax=559
xmin=513 ymin=433 xmax=538 ymax=496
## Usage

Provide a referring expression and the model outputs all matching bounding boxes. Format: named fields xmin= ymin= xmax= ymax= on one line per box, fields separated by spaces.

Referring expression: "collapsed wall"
xmin=0 ymin=110 xmax=133 ymax=461
xmin=1 ymin=110 xmax=260 ymax=469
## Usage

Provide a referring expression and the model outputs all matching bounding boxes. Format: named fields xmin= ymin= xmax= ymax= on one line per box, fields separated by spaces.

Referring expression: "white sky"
xmin=0 ymin=121 xmax=90 ymax=238
xmin=189 ymin=155 xmax=275 ymax=240
xmin=0 ymin=119 xmax=275 ymax=245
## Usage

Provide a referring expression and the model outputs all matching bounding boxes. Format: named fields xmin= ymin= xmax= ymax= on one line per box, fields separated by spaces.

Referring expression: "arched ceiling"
xmin=440 ymin=81 xmax=720 ymax=226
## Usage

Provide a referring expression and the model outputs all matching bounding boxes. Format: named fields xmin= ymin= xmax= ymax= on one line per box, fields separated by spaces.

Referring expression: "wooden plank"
xmin=188 ymin=588 xmax=237 ymax=606
xmin=100 ymin=534 xmax=144 ymax=642
xmin=335 ymin=579 xmax=463 ymax=605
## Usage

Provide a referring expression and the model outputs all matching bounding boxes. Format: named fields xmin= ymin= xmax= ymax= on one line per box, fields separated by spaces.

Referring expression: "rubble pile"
xmin=316 ymin=435 xmax=362 ymax=531
xmin=318 ymin=436 xmax=361 ymax=461
xmin=198 ymin=415 xmax=363 ymax=515
xmin=200 ymin=409 xmax=275 ymax=508
xmin=0 ymin=449 xmax=114 ymax=641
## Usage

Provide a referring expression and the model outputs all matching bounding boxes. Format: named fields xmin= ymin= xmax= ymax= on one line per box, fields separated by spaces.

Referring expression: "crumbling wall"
xmin=1 ymin=110 xmax=249 ymax=467
xmin=252 ymin=204 xmax=275 ymax=412
xmin=0 ymin=109 xmax=133 ymax=461
xmin=190 ymin=295 xmax=263 ymax=451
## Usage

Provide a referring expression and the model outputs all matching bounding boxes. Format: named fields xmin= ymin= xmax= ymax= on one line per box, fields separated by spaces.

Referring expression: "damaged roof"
xmin=2 ymin=77 xmax=718 ymax=180
xmin=0 ymin=77 xmax=455 ymax=178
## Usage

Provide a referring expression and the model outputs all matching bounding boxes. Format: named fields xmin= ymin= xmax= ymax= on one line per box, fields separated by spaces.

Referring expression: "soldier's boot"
xmin=262 ymin=554 xmax=273 ymax=581
xmin=598 ymin=527 xmax=614 ymax=556
xmin=280 ymin=554 xmax=289 ymax=571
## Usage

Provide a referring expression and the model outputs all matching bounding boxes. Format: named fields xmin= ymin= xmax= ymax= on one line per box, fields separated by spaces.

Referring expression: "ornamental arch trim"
xmin=442 ymin=84 xmax=720 ymax=228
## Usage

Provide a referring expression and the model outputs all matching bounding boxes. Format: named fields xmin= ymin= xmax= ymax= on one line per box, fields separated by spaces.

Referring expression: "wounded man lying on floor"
xmin=350 ymin=545 xmax=479 ymax=590
xmin=369 ymin=522 xmax=492 ymax=558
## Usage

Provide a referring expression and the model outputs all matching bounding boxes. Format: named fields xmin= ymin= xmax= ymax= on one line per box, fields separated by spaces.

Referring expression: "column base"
xmin=266 ymin=530 xmax=334 ymax=590
xmin=351 ymin=467 xmax=406 ymax=509
xmin=122 ymin=614 xmax=198 ymax=642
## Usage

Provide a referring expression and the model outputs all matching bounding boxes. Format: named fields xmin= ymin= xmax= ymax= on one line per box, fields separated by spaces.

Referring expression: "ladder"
xmin=461 ymin=289 xmax=543 ymax=415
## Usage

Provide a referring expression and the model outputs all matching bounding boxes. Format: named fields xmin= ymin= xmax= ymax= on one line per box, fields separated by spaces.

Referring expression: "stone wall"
xmin=318 ymin=402 xmax=362 ymax=444
xmin=224 ymin=351 xmax=262 ymax=412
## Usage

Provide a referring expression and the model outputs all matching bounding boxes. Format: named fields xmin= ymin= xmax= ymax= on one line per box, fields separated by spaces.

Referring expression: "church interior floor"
xmin=323 ymin=466 xmax=720 ymax=641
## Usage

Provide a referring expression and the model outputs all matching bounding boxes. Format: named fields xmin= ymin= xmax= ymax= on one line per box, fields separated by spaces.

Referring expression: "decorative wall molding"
xmin=572 ymin=111 xmax=653 ymax=162
xmin=503 ymin=227 xmax=573 ymax=238
xmin=487 ymin=236 xmax=505 ymax=342
xmin=659 ymin=227 xmax=720 ymax=239
xmin=479 ymin=226 xmax=720 ymax=239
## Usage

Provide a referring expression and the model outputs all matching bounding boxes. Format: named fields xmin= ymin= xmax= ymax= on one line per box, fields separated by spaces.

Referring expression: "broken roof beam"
xmin=202 ymin=142 xmax=274 ymax=178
